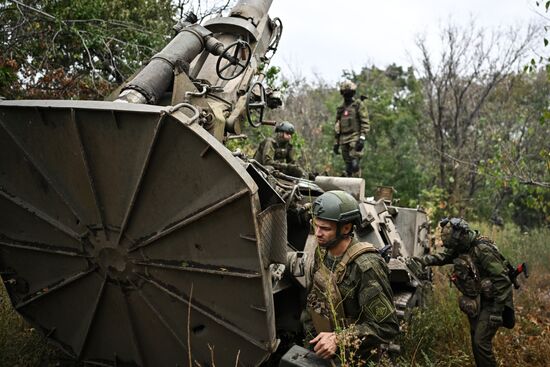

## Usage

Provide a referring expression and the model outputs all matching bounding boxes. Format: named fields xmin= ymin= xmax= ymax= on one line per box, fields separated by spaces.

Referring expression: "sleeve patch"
xmin=366 ymin=294 xmax=394 ymax=323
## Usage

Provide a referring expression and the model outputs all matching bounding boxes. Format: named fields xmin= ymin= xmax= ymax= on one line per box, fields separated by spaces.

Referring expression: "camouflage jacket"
xmin=419 ymin=232 xmax=514 ymax=313
xmin=302 ymin=239 xmax=399 ymax=351
xmin=335 ymin=99 xmax=370 ymax=145
xmin=254 ymin=137 xmax=304 ymax=177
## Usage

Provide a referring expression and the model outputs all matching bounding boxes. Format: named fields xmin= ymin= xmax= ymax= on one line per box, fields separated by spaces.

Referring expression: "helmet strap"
xmin=322 ymin=223 xmax=354 ymax=249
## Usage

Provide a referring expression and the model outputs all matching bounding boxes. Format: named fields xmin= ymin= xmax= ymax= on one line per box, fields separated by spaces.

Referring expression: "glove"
xmin=333 ymin=144 xmax=340 ymax=155
xmin=355 ymin=136 xmax=365 ymax=152
xmin=406 ymin=257 xmax=425 ymax=272
xmin=410 ymin=256 xmax=424 ymax=266
xmin=488 ymin=314 xmax=503 ymax=328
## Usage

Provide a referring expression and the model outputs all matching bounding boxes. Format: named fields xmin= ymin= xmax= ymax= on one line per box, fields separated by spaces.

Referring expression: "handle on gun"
xmin=518 ymin=262 xmax=528 ymax=278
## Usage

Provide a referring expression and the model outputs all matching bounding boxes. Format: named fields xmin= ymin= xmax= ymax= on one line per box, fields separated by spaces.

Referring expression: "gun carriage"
xmin=0 ymin=1 xmax=430 ymax=365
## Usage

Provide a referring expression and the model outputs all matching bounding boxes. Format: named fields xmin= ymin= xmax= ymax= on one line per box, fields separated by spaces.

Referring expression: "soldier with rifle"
xmin=254 ymin=121 xmax=306 ymax=178
xmin=333 ymin=80 xmax=370 ymax=177
xmin=411 ymin=218 xmax=527 ymax=367
xmin=301 ymin=190 xmax=399 ymax=363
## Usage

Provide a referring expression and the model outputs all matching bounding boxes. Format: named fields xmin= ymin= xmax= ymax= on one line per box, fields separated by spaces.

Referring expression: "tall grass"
xmin=1 ymin=224 xmax=548 ymax=366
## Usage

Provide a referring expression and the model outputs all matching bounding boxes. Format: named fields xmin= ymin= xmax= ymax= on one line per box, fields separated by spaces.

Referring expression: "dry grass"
xmin=0 ymin=284 xmax=59 ymax=367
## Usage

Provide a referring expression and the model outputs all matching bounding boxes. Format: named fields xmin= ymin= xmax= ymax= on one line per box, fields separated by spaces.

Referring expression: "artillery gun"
xmin=0 ymin=0 xmax=431 ymax=365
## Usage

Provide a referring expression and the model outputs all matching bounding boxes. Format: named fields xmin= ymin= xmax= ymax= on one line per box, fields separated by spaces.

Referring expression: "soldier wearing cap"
xmin=412 ymin=218 xmax=515 ymax=367
xmin=302 ymin=190 xmax=399 ymax=362
xmin=333 ymin=80 xmax=370 ymax=177
xmin=254 ymin=121 xmax=305 ymax=177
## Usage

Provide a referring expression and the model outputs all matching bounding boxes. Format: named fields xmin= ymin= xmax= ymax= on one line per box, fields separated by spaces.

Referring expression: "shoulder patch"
xmin=354 ymin=252 xmax=381 ymax=273
xmin=360 ymin=281 xmax=395 ymax=323
xmin=366 ymin=294 xmax=394 ymax=323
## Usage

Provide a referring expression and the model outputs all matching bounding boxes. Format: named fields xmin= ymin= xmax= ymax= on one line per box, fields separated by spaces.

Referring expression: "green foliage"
xmin=527 ymin=1 xmax=550 ymax=76
xmin=475 ymin=71 xmax=550 ymax=227
xmin=261 ymin=64 xmax=289 ymax=92
xmin=1 ymin=0 xmax=174 ymax=99
xmin=418 ymin=186 xmax=448 ymax=220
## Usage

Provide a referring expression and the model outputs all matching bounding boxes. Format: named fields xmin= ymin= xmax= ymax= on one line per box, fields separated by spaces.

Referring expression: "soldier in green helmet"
xmin=254 ymin=121 xmax=306 ymax=178
xmin=302 ymin=190 xmax=399 ymax=362
xmin=333 ymin=80 xmax=370 ymax=177
xmin=412 ymin=218 xmax=515 ymax=367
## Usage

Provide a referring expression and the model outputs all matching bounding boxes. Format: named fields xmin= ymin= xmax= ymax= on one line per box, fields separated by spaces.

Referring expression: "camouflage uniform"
xmin=334 ymin=81 xmax=370 ymax=177
xmin=254 ymin=136 xmax=305 ymax=177
xmin=302 ymin=238 xmax=399 ymax=360
xmin=416 ymin=220 xmax=514 ymax=367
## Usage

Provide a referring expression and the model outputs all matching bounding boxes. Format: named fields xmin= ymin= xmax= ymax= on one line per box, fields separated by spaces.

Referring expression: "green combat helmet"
xmin=439 ymin=217 xmax=471 ymax=251
xmin=312 ymin=190 xmax=362 ymax=248
xmin=275 ymin=121 xmax=295 ymax=134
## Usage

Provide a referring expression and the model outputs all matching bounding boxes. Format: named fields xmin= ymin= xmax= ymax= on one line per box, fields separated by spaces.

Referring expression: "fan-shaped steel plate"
xmin=0 ymin=100 xmax=277 ymax=366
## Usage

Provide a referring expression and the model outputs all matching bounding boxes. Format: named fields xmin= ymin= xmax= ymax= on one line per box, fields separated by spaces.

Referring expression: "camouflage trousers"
xmin=468 ymin=306 xmax=501 ymax=367
xmin=341 ymin=142 xmax=364 ymax=177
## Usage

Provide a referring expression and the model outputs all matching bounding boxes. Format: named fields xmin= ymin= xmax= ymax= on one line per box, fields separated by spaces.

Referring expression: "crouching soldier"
xmin=302 ymin=190 xmax=399 ymax=363
xmin=412 ymin=218 xmax=515 ymax=367
xmin=254 ymin=121 xmax=306 ymax=178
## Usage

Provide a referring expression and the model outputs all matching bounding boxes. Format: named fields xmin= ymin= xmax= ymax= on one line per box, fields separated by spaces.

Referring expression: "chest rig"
xmin=273 ymin=142 xmax=290 ymax=162
xmin=450 ymin=249 xmax=482 ymax=318
xmin=337 ymin=102 xmax=360 ymax=135
xmin=451 ymin=253 xmax=480 ymax=297
xmin=307 ymin=242 xmax=378 ymax=333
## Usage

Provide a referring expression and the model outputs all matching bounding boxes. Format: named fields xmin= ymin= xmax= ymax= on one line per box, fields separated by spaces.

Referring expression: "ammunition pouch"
xmin=340 ymin=113 xmax=354 ymax=134
xmin=503 ymin=306 xmax=515 ymax=329
xmin=337 ymin=103 xmax=360 ymax=135
xmin=334 ymin=121 xmax=341 ymax=135
xmin=451 ymin=254 xmax=480 ymax=297
xmin=480 ymin=278 xmax=495 ymax=300
xmin=458 ymin=295 xmax=480 ymax=319
xmin=488 ymin=314 xmax=503 ymax=328
xmin=307 ymin=262 xmax=344 ymax=333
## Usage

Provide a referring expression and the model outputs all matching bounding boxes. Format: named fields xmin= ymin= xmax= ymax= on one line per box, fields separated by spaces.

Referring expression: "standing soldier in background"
xmin=302 ymin=190 xmax=399 ymax=363
xmin=412 ymin=218 xmax=516 ymax=367
xmin=254 ymin=121 xmax=306 ymax=178
xmin=333 ymin=80 xmax=370 ymax=177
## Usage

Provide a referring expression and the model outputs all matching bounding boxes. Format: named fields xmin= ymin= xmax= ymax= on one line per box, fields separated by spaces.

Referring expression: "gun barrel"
xmin=117 ymin=0 xmax=274 ymax=105
xmin=231 ymin=0 xmax=274 ymax=24
xmin=118 ymin=29 xmax=205 ymax=104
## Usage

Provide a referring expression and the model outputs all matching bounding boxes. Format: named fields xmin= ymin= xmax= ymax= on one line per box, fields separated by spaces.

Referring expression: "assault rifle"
xmin=508 ymin=262 xmax=528 ymax=289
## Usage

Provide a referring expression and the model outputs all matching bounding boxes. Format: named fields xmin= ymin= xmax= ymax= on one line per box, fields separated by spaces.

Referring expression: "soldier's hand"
xmin=407 ymin=256 xmax=425 ymax=268
xmin=355 ymin=136 xmax=365 ymax=152
xmin=488 ymin=314 xmax=503 ymax=328
xmin=333 ymin=144 xmax=340 ymax=155
xmin=310 ymin=332 xmax=337 ymax=359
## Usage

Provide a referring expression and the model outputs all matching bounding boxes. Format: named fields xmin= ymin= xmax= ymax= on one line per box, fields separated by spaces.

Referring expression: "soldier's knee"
xmin=350 ymin=159 xmax=359 ymax=173
xmin=473 ymin=333 xmax=493 ymax=353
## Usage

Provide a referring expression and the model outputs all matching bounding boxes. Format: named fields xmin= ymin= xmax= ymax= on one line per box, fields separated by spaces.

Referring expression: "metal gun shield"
xmin=0 ymin=100 xmax=277 ymax=366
